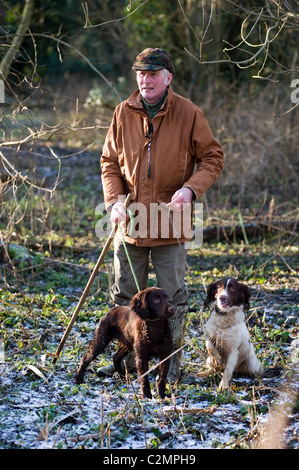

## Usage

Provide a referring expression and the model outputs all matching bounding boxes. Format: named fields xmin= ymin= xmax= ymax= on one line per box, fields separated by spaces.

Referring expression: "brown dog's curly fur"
xmin=74 ymin=287 xmax=175 ymax=398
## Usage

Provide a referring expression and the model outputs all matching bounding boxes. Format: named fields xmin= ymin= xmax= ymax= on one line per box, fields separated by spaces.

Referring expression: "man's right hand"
xmin=110 ymin=201 xmax=127 ymax=224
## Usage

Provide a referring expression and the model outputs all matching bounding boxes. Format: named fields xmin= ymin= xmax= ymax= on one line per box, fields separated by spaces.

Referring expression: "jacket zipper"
xmin=147 ymin=122 xmax=154 ymax=179
xmin=147 ymin=138 xmax=152 ymax=178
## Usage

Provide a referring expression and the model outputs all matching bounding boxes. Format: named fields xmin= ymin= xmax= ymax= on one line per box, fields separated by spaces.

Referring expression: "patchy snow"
xmin=1 ymin=279 xmax=298 ymax=450
xmin=1 ymin=338 xmax=298 ymax=450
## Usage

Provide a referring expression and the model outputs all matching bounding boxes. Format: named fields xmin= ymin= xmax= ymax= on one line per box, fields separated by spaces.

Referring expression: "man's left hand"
xmin=167 ymin=187 xmax=193 ymax=211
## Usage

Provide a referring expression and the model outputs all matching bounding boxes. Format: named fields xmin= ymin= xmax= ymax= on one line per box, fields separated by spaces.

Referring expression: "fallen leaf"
xmin=164 ymin=405 xmax=216 ymax=415
xmin=24 ymin=365 xmax=49 ymax=384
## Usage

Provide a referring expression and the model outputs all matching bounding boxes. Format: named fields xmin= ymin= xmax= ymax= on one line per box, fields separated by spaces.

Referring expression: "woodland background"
xmin=0 ymin=0 xmax=298 ymax=450
xmin=1 ymin=1 xmax=298 ymax=225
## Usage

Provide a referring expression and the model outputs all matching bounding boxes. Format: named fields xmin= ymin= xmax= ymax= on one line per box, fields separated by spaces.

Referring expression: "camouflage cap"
xmin=132 ymin=48 xmax=175 ymax=75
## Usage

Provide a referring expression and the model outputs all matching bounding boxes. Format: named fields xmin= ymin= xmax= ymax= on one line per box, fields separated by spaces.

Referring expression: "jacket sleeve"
xmin=183 ymin=108 xmax=224 ymax=199
xmin=101 ymin=109 xmax=126 ymax=210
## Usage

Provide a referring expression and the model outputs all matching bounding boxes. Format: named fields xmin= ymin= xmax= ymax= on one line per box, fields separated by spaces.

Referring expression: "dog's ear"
xmin=130 ymin=290 xmax=150 ymax=319
xmin=241 ymin=284 xmax=251 ymax=310
xmin=204 ymin=281 xmax=219 ymax=307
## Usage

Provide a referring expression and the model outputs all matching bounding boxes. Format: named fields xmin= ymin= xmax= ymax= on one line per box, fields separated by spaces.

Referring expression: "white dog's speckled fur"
xmin=200 ymin=278 xmax=263 ymax=391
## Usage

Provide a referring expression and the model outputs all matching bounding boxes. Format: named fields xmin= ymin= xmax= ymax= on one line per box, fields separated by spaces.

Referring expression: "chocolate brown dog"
xmin=74 ymin=287 xmax=175 ymax=398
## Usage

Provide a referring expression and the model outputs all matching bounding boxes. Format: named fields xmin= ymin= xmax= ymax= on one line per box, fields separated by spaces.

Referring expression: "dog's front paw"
xmin=218 ymin=379 xmax=230 ymax=391
xmin=142 ymin=391 xmax=152 ymax=399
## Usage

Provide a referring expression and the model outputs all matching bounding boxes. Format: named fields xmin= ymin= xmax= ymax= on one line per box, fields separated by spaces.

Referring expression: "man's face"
xmin=136 ymin=69 xmax=173 ymax=104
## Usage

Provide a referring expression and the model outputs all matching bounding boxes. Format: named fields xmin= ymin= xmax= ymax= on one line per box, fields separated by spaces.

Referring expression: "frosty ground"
xmin=0 ymin=148 xmax=298 ymax=450
xmin=0 ymin=246 xmax=298 ymax=450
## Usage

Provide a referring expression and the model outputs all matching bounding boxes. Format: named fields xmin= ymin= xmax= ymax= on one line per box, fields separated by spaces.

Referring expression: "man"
xmin=100 ymin=48 xmax=224 ymax=382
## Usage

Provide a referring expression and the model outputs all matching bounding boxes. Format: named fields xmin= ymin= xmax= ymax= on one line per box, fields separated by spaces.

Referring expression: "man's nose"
xmin=143 ymin=73 xmax=152 ymax=82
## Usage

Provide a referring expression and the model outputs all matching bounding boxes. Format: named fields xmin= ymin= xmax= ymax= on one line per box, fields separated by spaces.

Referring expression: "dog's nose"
xmin=219 ymin=295 xmax=230 ymax=306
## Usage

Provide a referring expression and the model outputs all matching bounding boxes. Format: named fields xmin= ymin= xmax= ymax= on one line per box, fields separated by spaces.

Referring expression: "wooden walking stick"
xmin=52 ymin=193 xmax=132 ymax=364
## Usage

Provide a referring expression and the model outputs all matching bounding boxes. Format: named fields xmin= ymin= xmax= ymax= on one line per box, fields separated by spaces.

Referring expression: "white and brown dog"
xmin=200 ymin=278 xmax=263 ymax=391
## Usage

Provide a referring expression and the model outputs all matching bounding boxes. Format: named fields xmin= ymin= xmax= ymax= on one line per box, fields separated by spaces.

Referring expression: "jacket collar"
xmin=126 ymin=87 xmax=174 ymax=113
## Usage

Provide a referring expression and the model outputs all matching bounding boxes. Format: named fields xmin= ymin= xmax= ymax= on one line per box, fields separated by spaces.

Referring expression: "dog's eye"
xmin=153 ymin=297 xmax=161 ymax=303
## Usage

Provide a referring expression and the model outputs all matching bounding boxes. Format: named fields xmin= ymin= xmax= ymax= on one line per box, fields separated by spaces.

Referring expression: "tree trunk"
xmin=0 ymin=0 xmax=34 ymax=80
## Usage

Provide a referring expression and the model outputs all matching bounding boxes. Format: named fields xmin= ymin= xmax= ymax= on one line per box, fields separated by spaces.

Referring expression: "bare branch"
xmin=274 ymin=99 xmax=299 ymax=117
xmin=0 ymin=149 xmax=59 ymax=196
xmin=81 ymin=0 xmax=150 ymax=28
xmin=33 ymin=33 xmax=123 ymax=103
xmin=81 ymin=2 xmax=92 ymax=28
xmin=182 ymin=4 xmax=290 ymax=71
xmin=0 ymin=0 xmax=34 ymax=80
